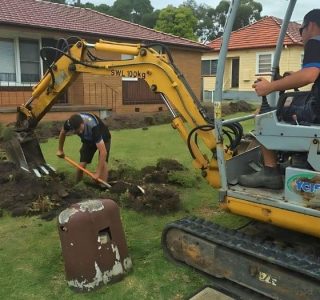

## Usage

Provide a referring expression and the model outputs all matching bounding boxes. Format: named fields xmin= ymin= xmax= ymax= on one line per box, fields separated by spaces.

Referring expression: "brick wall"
xmin=0 ymin=89 xmax=32 ymax=106
xmin=0 ymin=27 xmax=204 ymax=122
xmin=171 ymin=49 xmax=203 ymax=100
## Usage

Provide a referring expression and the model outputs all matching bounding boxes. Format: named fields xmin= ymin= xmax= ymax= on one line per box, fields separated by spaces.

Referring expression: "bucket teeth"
xmin=40 ymin=165 xmax=50 ymax=175
xmin=22 ymin=164 xmax=56 ymax=177
xmin=20 ymin=166 xmax=31 ymax=173
xmin=46 ymin=164 xmax=56 ymax=172
xmin=33 ymin=168 xmax=42 ymax=178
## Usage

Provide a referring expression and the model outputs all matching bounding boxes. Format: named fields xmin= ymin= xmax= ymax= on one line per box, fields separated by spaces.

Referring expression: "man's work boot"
xmin=238 ymin=166 xmax=283 ymax=189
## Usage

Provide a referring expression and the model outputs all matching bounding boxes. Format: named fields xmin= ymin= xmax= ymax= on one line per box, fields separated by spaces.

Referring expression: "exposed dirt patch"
xmin=0 ymin=159 xmax=188 ymax=220
xmin=0 ymin=102 xmax=254 ymax=219
xmin=203 ymin=100 xmax=255 ymax=120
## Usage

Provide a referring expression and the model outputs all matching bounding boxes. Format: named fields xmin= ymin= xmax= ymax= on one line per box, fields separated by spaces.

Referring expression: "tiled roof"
xmin=0 ymin=0 xmax=209 ymax=50
xmin=208 ymin=16 xmax=303 ymax=51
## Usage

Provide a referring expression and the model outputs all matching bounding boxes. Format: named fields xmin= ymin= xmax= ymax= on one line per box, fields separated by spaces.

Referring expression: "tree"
xmin=183 ymin=0 xmax=262 ymax=42
xmin=73 ymin=2 xmax=111 ymax=14
xmin=182 ymin=0 xmax=216 ymax=42
xmin=95 ymin=4 xmax=111 ymax=15
xmin=155 ymin=5 xmax=197 ymax=40
xmin=108 ymin=0 xmax=157 ymax=27
xmin=215 ymin=0 xmax=262 ymax=32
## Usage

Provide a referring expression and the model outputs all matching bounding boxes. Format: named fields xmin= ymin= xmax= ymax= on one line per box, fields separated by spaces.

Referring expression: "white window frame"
xmin=0 ymin=38 xmax=17 ymax=83
xmin=256 ymin=52 xmax=274 ymax=74
xmin=0 ymin=35 xmax=43 ymax=86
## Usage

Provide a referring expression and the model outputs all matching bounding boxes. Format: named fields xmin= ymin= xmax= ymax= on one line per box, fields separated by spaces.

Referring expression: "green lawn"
xmin=0 ymin=116 xmax=253 ymax=299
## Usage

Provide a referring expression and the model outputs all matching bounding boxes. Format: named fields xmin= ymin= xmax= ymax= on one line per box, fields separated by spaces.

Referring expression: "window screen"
xmin=201 ymin=60 xmax=218 ymax=76
xmin=19 ymin=38 xmax=40 ymax=82
xmin=0 ymin=39 xmax=16 ymax=82
xmin=201 ymin=60 xmax=210 ymax=75
xmin=258 ymin=53 xmax=272 ymax=74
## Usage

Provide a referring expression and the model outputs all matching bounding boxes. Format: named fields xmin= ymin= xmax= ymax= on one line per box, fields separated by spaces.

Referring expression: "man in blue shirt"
xmin=239 ymin=9 xmax=320 ymax=189
xmin=56 ymin=113 xmax=111 ymax=183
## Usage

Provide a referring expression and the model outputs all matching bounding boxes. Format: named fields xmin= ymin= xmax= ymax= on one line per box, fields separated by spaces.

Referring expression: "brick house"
xmin=202 ymin=17 xmax=304 ymax=102
xmin=0 ymin=0 xmax=209 ymax=123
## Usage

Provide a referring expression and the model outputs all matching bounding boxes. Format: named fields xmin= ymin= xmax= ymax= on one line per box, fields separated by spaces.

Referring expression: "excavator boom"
xmin=6 ymin=38 xmax=228 ymax=184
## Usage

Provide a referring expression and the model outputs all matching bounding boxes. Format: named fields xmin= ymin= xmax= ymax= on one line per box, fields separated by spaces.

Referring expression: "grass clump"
xmin=168 ymin=170 xmax=200 ymax=188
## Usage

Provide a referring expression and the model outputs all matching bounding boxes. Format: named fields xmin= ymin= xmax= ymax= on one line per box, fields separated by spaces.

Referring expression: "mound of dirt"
xmin=0 ymin=159 xmax=187 ymax=220
xmin=106 ymin=111 xmax=172 ymax=130
xmin=0 ymin=102 xmax=254 ymax=219
xmin=0 ymin=161 xmax=96 ymax=218
xmin=202 ymin=100 xmax=256 ymax=120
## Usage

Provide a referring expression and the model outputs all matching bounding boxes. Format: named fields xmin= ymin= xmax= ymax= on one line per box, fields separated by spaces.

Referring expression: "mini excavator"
xmin=4 ymin=0 xmax=320 ymax=298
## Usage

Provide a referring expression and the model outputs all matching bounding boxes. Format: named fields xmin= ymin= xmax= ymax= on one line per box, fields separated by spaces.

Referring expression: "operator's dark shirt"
xmin=64 ymin=113 xmax=111 ymax=145
xmin=302 ymin=35 xmax=320 ymax=98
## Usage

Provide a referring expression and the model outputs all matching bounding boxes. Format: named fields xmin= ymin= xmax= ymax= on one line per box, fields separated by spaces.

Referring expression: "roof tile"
xmin=0 ymin=0 xmax=209 ymax=50
xmin=209 ymin=16 xmax=303 ymax=51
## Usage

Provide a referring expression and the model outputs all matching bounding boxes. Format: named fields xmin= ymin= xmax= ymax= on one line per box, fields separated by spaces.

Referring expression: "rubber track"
xmin=162 ymin=216 xmax=320 ymax=280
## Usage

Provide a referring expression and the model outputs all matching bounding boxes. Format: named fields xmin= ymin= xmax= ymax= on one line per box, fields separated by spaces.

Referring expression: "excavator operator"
xmin=56 ymin=113 xmax=111 ymax=183
xmin=238 ymin=9 xmax=320 ymax=190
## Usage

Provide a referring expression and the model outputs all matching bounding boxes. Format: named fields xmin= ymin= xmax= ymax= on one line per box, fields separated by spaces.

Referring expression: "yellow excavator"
xmin=4 ymin=0 xmax=320 ymax=298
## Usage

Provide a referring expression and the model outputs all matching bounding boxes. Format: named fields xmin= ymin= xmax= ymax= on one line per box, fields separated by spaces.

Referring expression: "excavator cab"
xmin=163 ymin=1 xmax=320 ymax=299
xmin=215 ymin=0 xmax=320 ymax=228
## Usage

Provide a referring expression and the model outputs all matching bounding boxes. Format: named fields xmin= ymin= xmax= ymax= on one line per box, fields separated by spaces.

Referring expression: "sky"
xmin=88 ymin=0 xmax=318 ymax=23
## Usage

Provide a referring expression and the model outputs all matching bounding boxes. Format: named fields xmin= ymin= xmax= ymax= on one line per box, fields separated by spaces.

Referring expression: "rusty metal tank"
xmin=58 ymin=199 xmax=132 ymax=292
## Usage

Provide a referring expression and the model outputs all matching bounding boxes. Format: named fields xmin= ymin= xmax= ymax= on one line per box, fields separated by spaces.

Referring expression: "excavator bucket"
xmin=4 ymin=132 xmax=55 ymax=177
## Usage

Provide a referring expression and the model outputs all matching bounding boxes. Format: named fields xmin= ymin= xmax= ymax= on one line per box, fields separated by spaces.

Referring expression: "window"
xmin=203 ymin=90 xmax=213 ymax=101
xmin=257 ymin=53 xmax=273 ymax=74
xmin=0 ymin=37 xmax=41 ymax=85
xmin=201 ymin=60 xmax=218 ymax=76
xmin=19 ymin=39 xmax=40 ymax=82
xmin=0 ymin=38 xmax=16 ymax=82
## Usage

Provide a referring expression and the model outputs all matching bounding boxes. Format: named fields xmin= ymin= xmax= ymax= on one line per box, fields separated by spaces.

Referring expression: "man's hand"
xmin=56 ymin=150 xmax=65 ymax=158
xmin=252 ymin=77 xmax=272 ymax=96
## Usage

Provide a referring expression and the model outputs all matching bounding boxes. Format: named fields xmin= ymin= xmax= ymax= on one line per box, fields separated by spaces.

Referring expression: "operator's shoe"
xmin=238 ymin=166 xmax=283 ymax=189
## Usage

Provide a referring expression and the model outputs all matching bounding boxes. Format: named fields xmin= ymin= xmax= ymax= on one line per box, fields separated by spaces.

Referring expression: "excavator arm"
xmin=9 ymin=38 xmax=233 ymax=185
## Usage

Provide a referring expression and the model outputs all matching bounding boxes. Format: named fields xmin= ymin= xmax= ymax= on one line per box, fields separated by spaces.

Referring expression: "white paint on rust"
xmin=123 ymin=257 xmax=132 ymax=271
xmin=67 ymin=259 xmax=125 ymax=291
xmin=58 ymin=207 xmax=78 ymax=225
xmin=102 ymin=260 xmax=124 ymax=283
xmin=79 ymin=200 xmax=104 ymax=213
xmin=112 ymin=243 xmax=120 ymax=260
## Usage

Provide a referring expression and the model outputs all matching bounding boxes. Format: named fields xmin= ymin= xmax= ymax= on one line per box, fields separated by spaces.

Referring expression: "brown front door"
xmin=122 ymin=79 xmax=162 ymax=105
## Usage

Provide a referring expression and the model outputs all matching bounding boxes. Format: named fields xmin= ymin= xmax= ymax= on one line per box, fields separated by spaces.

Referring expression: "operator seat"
xmin=253 ymin=91 xmax=320 ymax=171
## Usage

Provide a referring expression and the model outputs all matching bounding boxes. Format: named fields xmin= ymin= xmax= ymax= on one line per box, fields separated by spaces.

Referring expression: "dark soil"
xmin=0 ymin=158 xmax=187 ymax=220
xmin=0 ymin=102 xmax=255 ymax=220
